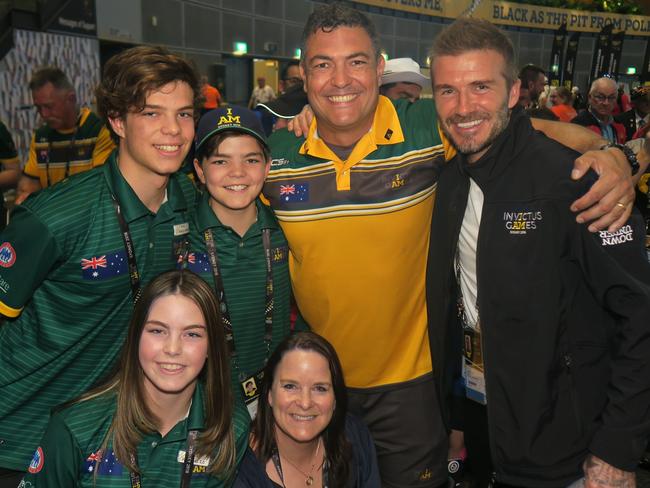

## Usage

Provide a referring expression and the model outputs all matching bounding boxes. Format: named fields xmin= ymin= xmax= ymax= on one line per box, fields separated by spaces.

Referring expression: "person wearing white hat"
xmin=380 ymin=57 xmax=429 ymax=103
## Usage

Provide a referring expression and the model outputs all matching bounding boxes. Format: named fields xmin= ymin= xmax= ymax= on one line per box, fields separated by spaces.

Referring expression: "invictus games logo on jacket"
xmin=503 ymin=210 xmax=543 ymax=235
xmin=599 ymin=225 xmax=633 ymax=246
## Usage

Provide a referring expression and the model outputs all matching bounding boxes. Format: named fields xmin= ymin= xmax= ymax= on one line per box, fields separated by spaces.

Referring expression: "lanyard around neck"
xmin=110 ymin=193 xmax=142 ymax=304
xmin=203 ymin=227 xmax=274 ymax=376
xmin=129 ymin=430 xmax=198 ymax=488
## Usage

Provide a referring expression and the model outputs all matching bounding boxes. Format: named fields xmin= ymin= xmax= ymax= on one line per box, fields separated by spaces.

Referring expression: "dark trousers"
xmin=463 ymin=398 xmax=494 ymax=488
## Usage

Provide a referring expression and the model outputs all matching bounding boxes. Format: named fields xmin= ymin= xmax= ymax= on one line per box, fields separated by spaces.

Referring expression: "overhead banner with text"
xmin=355 ymin=0 xmax=650 ymax=36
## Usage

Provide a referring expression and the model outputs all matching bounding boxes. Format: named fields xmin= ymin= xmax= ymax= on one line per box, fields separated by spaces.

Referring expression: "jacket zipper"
xmin=474 ymin=192 xmax=500 ymax=481
xmin=564 ymin=353 xmax=585 ymax=437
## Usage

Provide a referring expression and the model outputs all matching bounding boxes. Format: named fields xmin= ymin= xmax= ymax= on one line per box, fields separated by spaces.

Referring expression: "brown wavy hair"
xmin=95 ymin=45 xmax=202 ymax=143
xmin=75 ymin=270 xmax=236 ymax=480
xmin=430 ymin=18 xmax=518 ymax=89
xmin=251 ymin=331 xmax=351 ymax=485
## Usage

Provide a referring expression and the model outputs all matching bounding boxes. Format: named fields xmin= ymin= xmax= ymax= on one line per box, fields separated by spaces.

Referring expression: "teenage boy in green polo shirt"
xmin=185 ymin=106 xmax=292 ymax=417
xmin=0 ymin=46 xmax=200 ymax=483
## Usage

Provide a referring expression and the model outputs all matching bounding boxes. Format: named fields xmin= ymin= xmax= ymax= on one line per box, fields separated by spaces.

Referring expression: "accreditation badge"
xmin=240 ymin=369 xmax=265 ymax=420
xmin=462 ymin=326 xmax=487 ymax=405
xmin=173 ymin=236 xmax=190 ymax=266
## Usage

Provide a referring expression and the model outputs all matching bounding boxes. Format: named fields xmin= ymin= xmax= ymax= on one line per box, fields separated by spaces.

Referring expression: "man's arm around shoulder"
xmin=532 ymin=118 xmax=635 ymax=232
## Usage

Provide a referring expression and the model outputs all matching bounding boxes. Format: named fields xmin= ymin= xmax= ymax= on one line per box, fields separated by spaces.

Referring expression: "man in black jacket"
xmin=615 ymin=86 xmax=650 ymax=141
xmin=426 ymin=18 xmax=650 ymax=488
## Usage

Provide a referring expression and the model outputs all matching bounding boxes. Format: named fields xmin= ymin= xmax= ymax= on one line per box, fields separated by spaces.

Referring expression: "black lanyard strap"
xmin=455 ymin=246 xmax=480 ymax=327
xmin=129 ymin=430 xmax=198 ymax=488
xmin=203 ymin=228 xmax=274 ymax=375
xmin=111 ymin=194 xmax=141 ymax=303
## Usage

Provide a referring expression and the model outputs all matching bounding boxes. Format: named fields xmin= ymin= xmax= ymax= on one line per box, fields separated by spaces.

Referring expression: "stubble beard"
xmin=440 ymin=101 xmax=511 ymax=159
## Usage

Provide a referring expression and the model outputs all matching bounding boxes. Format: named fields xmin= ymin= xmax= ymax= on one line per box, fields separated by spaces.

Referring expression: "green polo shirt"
xmin=0 ymin=153 xmax=196 ymax=470
xmin=20 ymin=383 xmax=249 ymax=487
xmin=185 ymin=194 xmax=292 ymax=399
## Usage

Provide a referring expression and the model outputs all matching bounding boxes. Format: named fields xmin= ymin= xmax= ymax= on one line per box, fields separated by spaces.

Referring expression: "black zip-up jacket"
xmin=426 ymin=108 xmax=650 ymax=487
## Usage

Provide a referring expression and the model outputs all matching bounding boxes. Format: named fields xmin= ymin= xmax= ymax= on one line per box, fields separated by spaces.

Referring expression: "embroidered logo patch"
xmin=599 ymin=225 xmax=633 ymax=246
xmin=279 ymin=184 xmax=309 ymax=202
xmin=272 ymin=246 xmax=288 ymax=264
xmin=390 ymin=173 xmax=405 ymax=189
xmin=0 ymin=243 xmax=16 ymax=268
xmin=503 ymin=211 xmax=543 ymax=235
xmin=82 ymin=449 xmax=123 ymax=475
xmin=271 ymin=158 xmax=290 ymax=167
xmin=80 ymin=251 xmax=128 ymax=280
xmin=28 ymin=447 xmax=44 ymax=474
xmin=181 ymin=252 xmax=211 ymax=274
xmin=417 ymin=467 xmax=433 ymax=481
xmin=0 ymin=276 xmax=9 ymax=293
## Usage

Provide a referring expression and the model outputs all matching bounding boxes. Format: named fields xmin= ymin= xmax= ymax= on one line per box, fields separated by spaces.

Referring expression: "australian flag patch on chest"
xmin=279 ymin=183 xmax=309 ymax=203
xmin=80 ymin=250 xmax=128 ymax=280
xmin=82 ymin=449 xmax=124 ymax=476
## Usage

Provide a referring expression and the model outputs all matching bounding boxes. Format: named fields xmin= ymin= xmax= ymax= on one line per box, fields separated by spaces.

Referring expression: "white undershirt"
xmin=456 ymin=178 xmax=484 ymax=329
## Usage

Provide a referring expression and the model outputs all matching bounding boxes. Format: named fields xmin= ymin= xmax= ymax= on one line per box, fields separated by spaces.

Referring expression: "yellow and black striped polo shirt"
xmin=264 ymin=96 xmax=453 ymax=389
xmin=24 ymin=107 xmax=115 ymax=188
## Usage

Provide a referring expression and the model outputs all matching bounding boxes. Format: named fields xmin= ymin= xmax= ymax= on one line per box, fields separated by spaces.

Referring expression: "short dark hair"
xmin=280 ymin=60 xmax=300 ymax=81
xmin=252 ymin=331 xmax=351 ymax=486
xmin=29 ymin=67 xmax=73 ymax=92
xmin=96 ymin=46 xmax=202 ymax=143
xmin=300 ymin=2 xmax=381 ymax=63
xmin=195 ymin=130 xmax=270 ymax=163
xmin=518 ymin=64 xmax=546 ymax=87
xmin=430 ymin=18 xmax=517 ymax=88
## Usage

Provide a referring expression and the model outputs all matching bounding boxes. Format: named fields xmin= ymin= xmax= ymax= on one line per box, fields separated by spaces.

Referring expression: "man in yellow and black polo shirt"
xmin=16 ymin=67 xmax=114 ymax=204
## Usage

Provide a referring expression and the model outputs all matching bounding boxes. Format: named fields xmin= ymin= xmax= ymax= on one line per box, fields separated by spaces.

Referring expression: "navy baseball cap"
xmin=195 ymin=106 xmax=268 ymax=152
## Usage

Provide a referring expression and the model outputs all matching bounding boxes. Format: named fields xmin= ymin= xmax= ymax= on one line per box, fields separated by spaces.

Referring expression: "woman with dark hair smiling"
xmin=20 ymin=270 xmax=249 ymax=487
xmin=234 ymin=332 xmax=380 ymax=487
